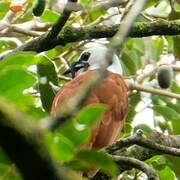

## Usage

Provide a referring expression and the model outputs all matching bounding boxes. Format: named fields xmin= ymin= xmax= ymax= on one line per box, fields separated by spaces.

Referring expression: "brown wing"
xmin=51 ymin=70 xmax=128 ymax=149
xmin=87 ymin=72 xmax=128 ymax=148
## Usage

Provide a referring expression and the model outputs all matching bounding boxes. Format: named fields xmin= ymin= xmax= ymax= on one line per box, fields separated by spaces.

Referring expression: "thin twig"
xmin=109 ymin=0 xmax=147 ymax=53
xmin=9 ymin=25 xmax=42 ymax=37
xmin=172 ymin=64 xmax=180 ymax=72
xmin=58 ymin=75 xmax=72 ymax=81
xmin=136 ymin=65 xmax=158 ymax=84
xmin=128 ymin=82 xmax=180 ymax=100
xmin=0 ymin=11 xmax=15 ymax=31
xmin=92 ymin=0 xmax=128 ymax=10
xmin=86 ymin=13 xmax=119 ymax=28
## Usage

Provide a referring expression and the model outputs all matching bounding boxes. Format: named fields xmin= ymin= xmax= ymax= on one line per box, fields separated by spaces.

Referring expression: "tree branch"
xmin=112 ymin=155 xmax=159 ymax=180
xmin=56 ymin=20 xmax=180 ymax=44
xmin=92 ymin=0 xmax=128 ymax=10
xmin=1 ymin=20 xmax=180 ymax=60
xmin=107 ymin=130 xmax=180 ymax=157
xmin=0 ymin=97 xmax=71 ymax=180
xmin=94 ymin=130 xmax=180 ymax=179
xmin=128 ymin=82 xmax=180 ymax=100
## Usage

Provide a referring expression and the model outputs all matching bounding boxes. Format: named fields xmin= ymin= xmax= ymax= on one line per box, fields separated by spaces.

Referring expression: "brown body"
xmin=51 ymin=70 xmax=129 ymax=149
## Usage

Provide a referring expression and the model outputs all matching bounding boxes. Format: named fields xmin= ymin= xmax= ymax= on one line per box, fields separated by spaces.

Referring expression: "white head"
xmin=79 ymin=45 xmax=123 ymax=75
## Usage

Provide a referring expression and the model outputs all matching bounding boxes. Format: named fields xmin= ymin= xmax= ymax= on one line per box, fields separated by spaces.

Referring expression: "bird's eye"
xmin=80 ymin=52 xmax=91 ymax=61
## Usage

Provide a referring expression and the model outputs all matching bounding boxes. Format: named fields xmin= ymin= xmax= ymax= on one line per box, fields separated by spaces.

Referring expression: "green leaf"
xmin=46 ymin=132 xmax=75 ymax=162
xmin=59 ymin=120 xmax=91 ymax=148
xmin=167 ymin=156 xmax=180 ymax=178
xmin=171 ymin=118 xmax=180 ymax=134
xmin=171 ymin=82 xmax=180 ymax=94
xmin=80 ymin=0 xmax=91 ymax=6
xmin=57 ymin=104 xmax=107 ymax=148
xmin=37 ymin=55 xmax=58 ymax=112
xmin=90 ymin=8 xmax=106 ymax=21
xmin=71 ymin=150 xmax=118 ymax=177
xmin=147 ymin=156 xmax=176 ymax=179
xmin=0 ymin=164 xmax=21 ymax=180
xmin=41 ymin=9 xmax=59 ymax=23
xmin=0 ymin=52 xmax=46 ymax=119
xmin=0 ymin=67 xmax=36 ymax=99
xmin=121 ymin=51 xmax=137 ymax=75
xmin=122 ymin=38 xmax=144 ymax=72
xmin=152 ymin=37 xmax=164 ymax=62
xmin=0 ymin=2 xmax=9 ymax=19
xmin=0 ymin=148 xmax=10 ymax=164
xmin=153 ymin=105 xmax=179 ymax=120
xmin=158 ymin=96 xmax=180 ymax=114
xmin=158 ymin=166 xmax=176 ymax=180
xmin=169 ymin=9 xmax=180 ymax=20
xmin=165 ymin=36 xmax=174 ymax=52
xmin=122 ymin=122 xmax=133 ymax=137
xmin=173 ymin=36 xmax=180 ymax=58
xmin=0 ymin=40 xmax=17 ymax=53
xmin=144 ymin=0 xmax=160 ymax=9
xmin=174 ymin=1 xmax=180 ymax=12
xmin=0 ymin=52 xmax=36 ymax=68
xmin=147 ymin=155 xmax=167 ymax=169
xmin=0 ymin=66 xmax=45 ymax=119
xmin=77 ymin=104 xmax=108 ymax=128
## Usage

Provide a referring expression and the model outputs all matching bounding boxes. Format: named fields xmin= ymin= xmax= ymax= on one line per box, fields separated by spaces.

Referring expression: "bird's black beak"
xmin=63 ymin=51 xmax=91 ymax=78
xmin=63 ymin=60 xmax=89 ymax=78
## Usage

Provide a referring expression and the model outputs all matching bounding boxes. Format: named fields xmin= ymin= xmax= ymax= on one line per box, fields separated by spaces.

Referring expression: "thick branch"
xmin=1 ymin=20 xmax=180 ymax=60
xmin=0 ymin=97 xmax=70 ymax=180
xmin=56 ymin=20 xmax=180 ymax=45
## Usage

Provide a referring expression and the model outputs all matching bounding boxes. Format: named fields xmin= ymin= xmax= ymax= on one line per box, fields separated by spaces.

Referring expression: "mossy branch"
xmin=1 ymin=20 xmax=180 ymax=60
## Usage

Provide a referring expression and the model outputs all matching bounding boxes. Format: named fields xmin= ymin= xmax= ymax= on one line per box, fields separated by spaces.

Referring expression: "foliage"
xmin=0 ymin=0 xmax=180 ymax=179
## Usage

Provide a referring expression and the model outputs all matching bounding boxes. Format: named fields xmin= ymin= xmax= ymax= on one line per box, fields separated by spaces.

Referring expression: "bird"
xmin=51 ymin=45 xmax=129 ymax=175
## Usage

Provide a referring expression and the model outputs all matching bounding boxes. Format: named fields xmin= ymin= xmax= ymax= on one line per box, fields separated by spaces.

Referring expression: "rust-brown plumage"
xmin=51 ymin=70 xmax=129 ymax=149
